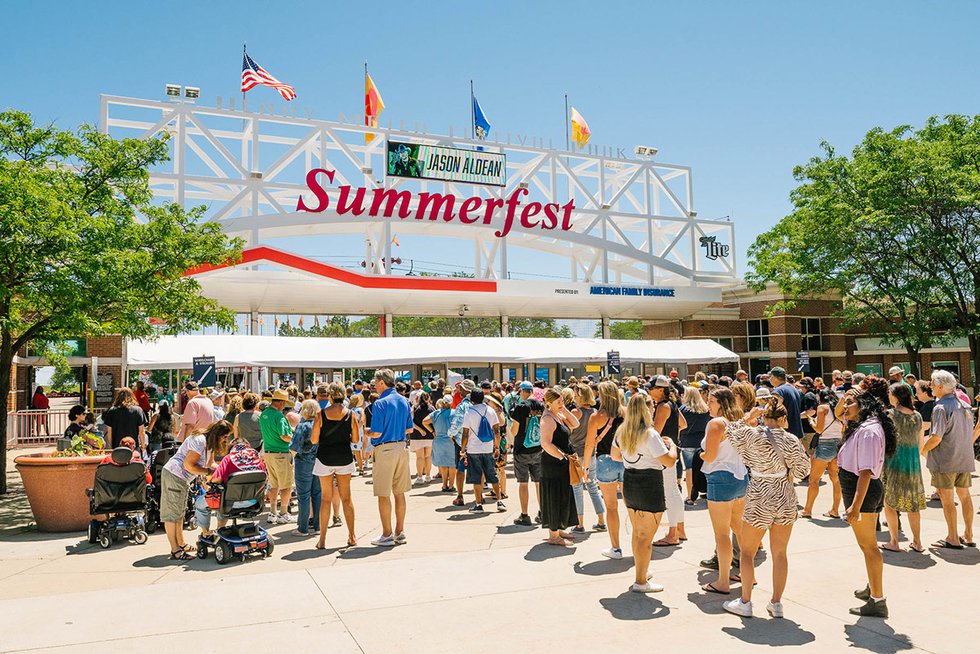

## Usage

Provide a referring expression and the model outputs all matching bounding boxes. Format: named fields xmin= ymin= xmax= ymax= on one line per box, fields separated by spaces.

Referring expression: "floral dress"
xmin=882 ymin=409 xmax=926 ymax=512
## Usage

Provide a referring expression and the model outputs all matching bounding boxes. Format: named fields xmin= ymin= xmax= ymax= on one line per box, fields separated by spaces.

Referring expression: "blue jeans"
xmin=572 ymin=457 xmax=605 ymax=518
xmin=294 ymin=454 xmax=321 ymax=533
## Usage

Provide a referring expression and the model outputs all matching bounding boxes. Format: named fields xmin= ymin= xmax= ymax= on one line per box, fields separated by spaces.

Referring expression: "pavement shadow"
xmin=435 ymin=505 xmax=468 ymax=513
xmin=496 ymin=524 xmax=537 ymax=535
xmin=338 ymin=546 xmax=391 ymax=560
xmin=881 ymin=550 xmax=936 ymax=570
xmin=573 ymin=557 xmax=634 ymax=576
xmin=844 ymin=617 xmax=915 ymax=653
xmin=928 ymin=545 xmax=980 ymax=565
xmin=524 ymin=542 xmax=575 ymax=561
xmin=723 ymin=618 xmax=815 ymax=646
xmin=132 ymin=553 xmax=197 ymax=569
xmin=282 ymin=546 xmax=343 ymax=561
xmin=686 ymin=570 xmax=732 ymax=615
xmin=448 ymin=512 xmax=493 ymax=521
xmin=599 ymin=590 xmax=670 ymax=620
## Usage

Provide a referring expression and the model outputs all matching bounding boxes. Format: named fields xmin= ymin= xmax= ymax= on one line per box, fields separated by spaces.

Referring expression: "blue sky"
xmin=7 ymin=1 xmax=980 ymax=275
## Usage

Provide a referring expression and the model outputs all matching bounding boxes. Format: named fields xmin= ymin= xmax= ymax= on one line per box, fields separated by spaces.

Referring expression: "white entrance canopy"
xmin=127 ymin=335 xmax=739 ymax=370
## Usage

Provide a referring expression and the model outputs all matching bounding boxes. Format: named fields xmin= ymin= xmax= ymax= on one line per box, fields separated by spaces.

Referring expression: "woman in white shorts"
xmin=311 ymin=382 xmax=359 ymax=549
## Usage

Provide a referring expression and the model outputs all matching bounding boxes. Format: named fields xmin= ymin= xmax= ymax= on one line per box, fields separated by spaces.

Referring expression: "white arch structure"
xmin=101 ymin=95 xmax=737 ymax=322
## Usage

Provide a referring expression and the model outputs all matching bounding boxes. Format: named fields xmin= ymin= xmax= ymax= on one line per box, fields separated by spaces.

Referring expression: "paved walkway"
xmin=1 ymin=447 xmax=978 ymax=653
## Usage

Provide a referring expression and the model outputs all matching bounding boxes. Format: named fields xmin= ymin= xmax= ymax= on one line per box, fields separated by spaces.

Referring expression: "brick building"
xmin=644 ymin=284 xmax=975 ymax=388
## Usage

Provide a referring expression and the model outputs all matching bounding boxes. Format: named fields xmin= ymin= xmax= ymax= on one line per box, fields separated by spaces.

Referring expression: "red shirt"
xmin=134 ymin=389 xmax=151 ymax=413
xmin=32 ymin=392 xmax=49 ymax=410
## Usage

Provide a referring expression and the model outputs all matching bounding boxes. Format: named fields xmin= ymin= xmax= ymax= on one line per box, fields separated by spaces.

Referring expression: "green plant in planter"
xmin=52 ymin=432 xmax=105 ymax=457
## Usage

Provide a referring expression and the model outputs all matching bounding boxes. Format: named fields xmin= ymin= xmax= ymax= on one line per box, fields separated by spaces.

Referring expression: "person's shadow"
xmin=844 ymin=617 xmax=915 ymax=653
xmin=572 ymin=557 xmax=634 ymax=576
xmin=599 ymin=590 xmax=670 ymax=620
xmin=524 ymin=542 xmax=575 ymax=562
xmin=722 ymin=617 xmax=815 ymax=646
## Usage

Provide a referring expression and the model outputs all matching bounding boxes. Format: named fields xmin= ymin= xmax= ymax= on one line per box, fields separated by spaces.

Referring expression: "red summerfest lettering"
xmin=295 ymin=168 xmax=574 ymax=239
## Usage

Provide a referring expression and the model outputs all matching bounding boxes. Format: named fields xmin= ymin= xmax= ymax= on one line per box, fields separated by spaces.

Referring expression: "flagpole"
xmin=564 ymin=94 xmax=570 ymax=151
xmin=242 ymin=43 xmax=247 ymax=117
xmin=470 ymin=80 xmax=475 ymax=140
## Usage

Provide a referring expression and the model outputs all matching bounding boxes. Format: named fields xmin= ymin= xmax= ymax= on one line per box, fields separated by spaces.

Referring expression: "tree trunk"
xmin=0 ymin=336 xmax=13 ymax=495
xmin=905 ymin=344 xmax=923 ymax=379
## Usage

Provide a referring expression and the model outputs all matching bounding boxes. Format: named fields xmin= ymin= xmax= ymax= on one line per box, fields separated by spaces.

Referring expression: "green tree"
xmin=593 ymin=320 xmax=644 ymax=340
xmin=278 ymin=315 xmax=380 ymax=337
xmin=745 ymin=119 xmax=967 ymax=378
xmin=0 ymin=110 xmax=242 ymax=493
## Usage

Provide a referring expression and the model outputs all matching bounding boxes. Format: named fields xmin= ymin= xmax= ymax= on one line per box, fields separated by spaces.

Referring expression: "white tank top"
xmin=820 ymin=408 xmax=843 ymax=440
xmin=700 ymin=421 xmax=748 ymax=479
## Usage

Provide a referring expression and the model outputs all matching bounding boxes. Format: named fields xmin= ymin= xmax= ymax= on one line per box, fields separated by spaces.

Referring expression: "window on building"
xmin=801 ymin=318 xmax=822 ymax=351
xmin=749 ymin=358 xmax=771 ymax=380
xmin=806 ymin=356 xmax=824 ymax=382
xmin=712 ymin=337 xmax=735 ymax=350
xmin=932 ymin=361 xmax=960 ymax=377
xmin=855 ymin=363 xmax=883 ymax=377
xmin=747 ymin=320 xmax=769 ymax=352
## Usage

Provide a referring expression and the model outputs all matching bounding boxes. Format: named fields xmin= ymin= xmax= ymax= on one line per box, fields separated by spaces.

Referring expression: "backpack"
xmin=475 ymin=407 xmax=495 ymax=443
xmin=523 ymin=415 xmax=541 ymax=448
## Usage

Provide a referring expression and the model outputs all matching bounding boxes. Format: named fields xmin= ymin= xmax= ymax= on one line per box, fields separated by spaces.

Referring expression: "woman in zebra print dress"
xmin=722 ymin=397 xmax=810 ymax=619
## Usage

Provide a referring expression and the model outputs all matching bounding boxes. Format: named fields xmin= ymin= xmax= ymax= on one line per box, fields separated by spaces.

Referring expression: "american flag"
xmin=241 ymin=50 xmax=296 ymax=101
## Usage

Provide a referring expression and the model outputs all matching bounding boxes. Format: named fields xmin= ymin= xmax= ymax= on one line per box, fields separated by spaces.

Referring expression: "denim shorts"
xmin=596 ymin=454 xmax=625 ymax=484
xmin=814 ymin=438 xmax=839 ymax=462
xmin=680 ymin=447 xmax=699 ymax=470
xmin=465 ymin=452 xmax=499 ymax=485
xmin=705 ymin=470 xmax=748 ymax=502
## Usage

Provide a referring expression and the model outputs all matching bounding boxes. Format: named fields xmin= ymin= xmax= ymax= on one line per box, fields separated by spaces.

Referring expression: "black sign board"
xmin=193 ymin=356 xmax=216 ymax=388
xmin=607 ymin=351 xmax=621 ymax=375
xmin=94 ymin=371 xmax=115 ymax=405
xmin=796 ymin=351 xmax=810 ymax=374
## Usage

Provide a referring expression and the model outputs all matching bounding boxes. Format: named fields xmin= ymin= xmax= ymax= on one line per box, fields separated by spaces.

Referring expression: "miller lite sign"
xmin=699 ymin=236 xmax=730 ymax=261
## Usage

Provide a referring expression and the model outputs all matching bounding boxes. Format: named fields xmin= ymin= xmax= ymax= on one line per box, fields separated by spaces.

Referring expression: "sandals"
xmin=932 ymin=539 xmax=964 ymax=550
xmin=169 ymin=550 xmax=193 ymax=561
xmin=180 ymin=544 xmax=197 ymax=553
xmin=702 ymin=582 xmax=730 ymax=595
xmin=879 ymin=543 xmax=901 ymax=552
xmin=546 ymin=538 xmax=573 ymax=547
xmin=652 ymin=539 xmax=679 ymax=547
xmin=909 ymin=543 xmax=926 ymax=553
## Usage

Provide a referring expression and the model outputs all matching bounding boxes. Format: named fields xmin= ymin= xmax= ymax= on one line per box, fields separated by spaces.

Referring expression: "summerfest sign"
xmin=296 ymin=168 xmax=575 ymax=239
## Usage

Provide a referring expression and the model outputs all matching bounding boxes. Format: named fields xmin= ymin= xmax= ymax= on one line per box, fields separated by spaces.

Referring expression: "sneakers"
xmin=423 ymin=475 xmax=431 ymax=484
xmin=593 ymin=523 xmax=607 ymax=532
xmin=854 ymin=584 xmax=871 ymax=601
xmin=513 ymin=514 xmax=533 ymax=526
xmin=266 ymin=512 xmax=279 ymax=524
xmin=723 ymin=598 xmax=753 ymax=617
xmin=601 ymin=547 xmax=624 ymax=560
xmin=394 ymin=532 xmax=407 ymax=545
xmin=631 ymin=582 xmax=664 ymax=593
xmin=371 ymin=534 xmax=396 ymax=547
xmin=850 ymin=598 xmax=888 ymax=618
xmin=496 ymin=501 xmax=507 ymax=512
xmin=534 ymin=512 xmax=542 ymax=524
xmin=452 ymin=497 xmax=465 ymax=507
xmin=767 ymin=602 xmax=784 ymax=618
xmin=469 ymin=504 xmax=486 ymax=514
xmin=331 ymin=516 xmax=342 ymax=528
xmin=276 ymin=512 xmax=293 ymax=524
xmin=413 ymin=476 xmax=425 ymax=486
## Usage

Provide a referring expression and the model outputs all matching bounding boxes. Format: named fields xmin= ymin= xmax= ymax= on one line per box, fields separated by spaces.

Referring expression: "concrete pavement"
xmin=1 ymin=447 xmax=978 ymax=653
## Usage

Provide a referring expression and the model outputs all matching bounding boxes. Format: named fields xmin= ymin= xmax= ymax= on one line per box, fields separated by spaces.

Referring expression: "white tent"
xmin=126 ymin=335 xmax=739 ymax=369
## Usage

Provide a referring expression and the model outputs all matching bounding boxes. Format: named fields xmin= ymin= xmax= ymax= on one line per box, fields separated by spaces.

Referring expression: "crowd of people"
xmin=72 ymin=364 xmax=979 ymax=619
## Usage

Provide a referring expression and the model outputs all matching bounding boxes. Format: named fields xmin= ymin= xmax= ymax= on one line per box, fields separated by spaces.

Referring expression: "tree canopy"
xmin=747 ymin=114 xmax=980 ymax=379
xmin=0 ymin=110 xmax=242 ymax=493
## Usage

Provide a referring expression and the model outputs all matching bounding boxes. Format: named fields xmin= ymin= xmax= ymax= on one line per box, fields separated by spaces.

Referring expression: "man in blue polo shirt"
xmin=770 ymin=367 xmax=805 ymax=439
xmin=366 ymin=368 xmax=414 ymax=547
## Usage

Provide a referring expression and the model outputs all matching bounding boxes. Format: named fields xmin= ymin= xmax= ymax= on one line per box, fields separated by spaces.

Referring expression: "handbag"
xmin=567 ymin=452 xmax=585 ymax=486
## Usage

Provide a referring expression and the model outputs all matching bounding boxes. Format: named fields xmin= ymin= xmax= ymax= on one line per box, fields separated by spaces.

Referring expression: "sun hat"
xmin=756 ymin=386 xmax=772 ymax=400
xmin=888 ymin=366 xmax=904 ymax=376
xmin=270 ymin=389 xmax=294 ymax=406
xmin=460 ymin=379 xmax=476 ymax=392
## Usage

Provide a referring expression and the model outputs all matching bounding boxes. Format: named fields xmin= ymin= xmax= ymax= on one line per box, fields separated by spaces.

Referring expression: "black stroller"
xmin=86 ymin=448 xmax=149 ymax=549
xmin=197 ymin=470 xmax=273 ymax=564
xmin=146 ymin=443 xmax=197 ymax=532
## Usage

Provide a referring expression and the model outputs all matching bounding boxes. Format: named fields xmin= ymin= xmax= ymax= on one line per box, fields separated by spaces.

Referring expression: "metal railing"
xmin=6 ymin=409 xmax=101 ymax=448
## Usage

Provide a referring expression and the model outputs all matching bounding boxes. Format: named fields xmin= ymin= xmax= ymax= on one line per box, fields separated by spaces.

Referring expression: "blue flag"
xmin=472 ymin=95 xmax=491 ymax=140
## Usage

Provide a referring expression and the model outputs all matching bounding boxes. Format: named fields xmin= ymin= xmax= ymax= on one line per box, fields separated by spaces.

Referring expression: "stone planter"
xmin=14 ymin=451 xmax=107 ymax=532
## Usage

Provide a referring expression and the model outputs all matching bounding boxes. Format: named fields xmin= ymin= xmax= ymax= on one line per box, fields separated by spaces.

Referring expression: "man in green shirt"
xmin=261 ymin=389 xmax=295 ymax=524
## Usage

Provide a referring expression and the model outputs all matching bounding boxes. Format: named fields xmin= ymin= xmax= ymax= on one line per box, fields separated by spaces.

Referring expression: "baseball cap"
xmin=888 ymin=366 xmax=904 ymax=376
xmin=518 ymin=381 xmax=534 ymax=391
xmin=669 ymin=369 xmax=679 ymax=378
xmin=768 ymin=366 xmax=787 ymax=379
xmin=697 ymin=380 xmax=709 ymax=391
xmin=651 ymin=375 xmax=670 ymax=388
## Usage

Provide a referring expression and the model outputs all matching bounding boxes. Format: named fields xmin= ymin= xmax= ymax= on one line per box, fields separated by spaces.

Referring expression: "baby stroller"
xmin=146 ymin=443 xmax=197 ymax=532
xmin=196 ymin=470 xmax=273 ymax=564
xmin=86 ymin=448 xmax=149 ymax=549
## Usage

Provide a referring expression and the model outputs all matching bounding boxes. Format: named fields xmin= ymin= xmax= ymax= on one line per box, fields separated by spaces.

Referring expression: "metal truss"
xmin=102 ymin=95 xmax=737 ymax=286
